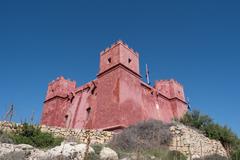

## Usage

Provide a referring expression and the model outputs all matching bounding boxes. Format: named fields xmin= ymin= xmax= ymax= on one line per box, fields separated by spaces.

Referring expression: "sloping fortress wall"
xmin=41 ymin=40 xmax=188 ymax=130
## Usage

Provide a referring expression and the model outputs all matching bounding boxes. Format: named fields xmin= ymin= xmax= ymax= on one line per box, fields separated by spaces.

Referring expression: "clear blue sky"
xmin=0 ymin=1 xmax=239 ymax=135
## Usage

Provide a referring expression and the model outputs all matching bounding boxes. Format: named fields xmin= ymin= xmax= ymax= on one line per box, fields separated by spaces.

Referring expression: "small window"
xmin=128 ymin=58 xmax=132 ymax=63
xmin=65 ymin=115 xmax=68 ymax=121
xmin=108 ymin=57 xmax=112 ymax=64
xmin=86 ymin=107 xmax=91 ymax=120
xmin=86 ymin=107 xmax=91 ymax=114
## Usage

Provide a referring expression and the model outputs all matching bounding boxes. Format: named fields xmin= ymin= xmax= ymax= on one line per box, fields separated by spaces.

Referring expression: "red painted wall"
xmin=41 ymin=41 xmax=188 ymax=130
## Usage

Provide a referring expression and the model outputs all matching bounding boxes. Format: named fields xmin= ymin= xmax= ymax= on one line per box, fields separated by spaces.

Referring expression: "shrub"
xmin=194 ymin=154 xmax=228 ymax=160
xmin=231 ymin=148 xmax=240 ymax=160
xmin=85 ymin=152 xmax=100 ymax=160
xmin=109 ymin=120 xmax=172 ymax=151
xmin=10 ymin=123 xmax=63 ymax=148
xmin=91 ymin=144 xmax=104 ymax=155
xmin=180 ymin=110 xmax=240 ymax=159
xmin=180 ymin=110 xmax=213 ymax=130
xmin=142 ymin=149 xmax=187 ymax=160
xmin=0 ymin=130 xmax=14 ymax=144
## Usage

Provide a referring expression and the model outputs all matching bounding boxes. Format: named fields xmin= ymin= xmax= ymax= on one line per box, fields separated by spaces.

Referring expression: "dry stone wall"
xmin=40 ymin=125 xmax=113 ymax=144
xmin=169 ymin=124 xmax=228 ymax=159
xmin=0 ymin=121 xmax=228 ymax=159
xmin=0 ymin=121 xmax=113 ymax=144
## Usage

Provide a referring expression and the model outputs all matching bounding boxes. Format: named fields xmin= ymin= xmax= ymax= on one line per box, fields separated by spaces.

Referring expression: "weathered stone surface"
xmin=99 ymin=147 xmax=118 ymax=160
xmin=0 ymin=142 xmax=94 ymax=160
xmin=40 ymin=142 xmax=94 ymax=160
xmin=0 ymin=143 xmax=44 ymax=160
xmin=169 ymin=123 xmax=228 ymax=159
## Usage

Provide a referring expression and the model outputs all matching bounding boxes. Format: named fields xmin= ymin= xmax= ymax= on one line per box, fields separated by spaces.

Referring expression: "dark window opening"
xmin=108 ymin=57 xmax=112 ymax=64
xmin=86 ymin=107 xmax=91 ymax=119
xmin=86 ymin=107 xmax=91 ymax=114
xmin=128 ymin=58 xmax=132 ymax=63
xmin=65 ymin=115 xmax=68 ymax=121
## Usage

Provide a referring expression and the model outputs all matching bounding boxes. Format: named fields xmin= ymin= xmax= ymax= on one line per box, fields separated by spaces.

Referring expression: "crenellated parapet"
xmin=154 ymin=79 xmax=185 ymax=102
xmin=45 ymin=76 xmax=76 ymax=101
xmin=100 ymin=40 xmax=139 ymax=57
xmin=98 ymin=40 xmax=140 ymax=77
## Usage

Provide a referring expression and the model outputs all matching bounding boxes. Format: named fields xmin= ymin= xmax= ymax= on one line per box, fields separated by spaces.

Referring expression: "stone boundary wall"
xmin=0 ymin=121 xmax=228 ymax=159
xmin=0 ymin=121 xmax=113 ymax=144
xmin=40 ymin=125 xmax=113 ymax=144
xmin=169 ymin=123 xmax=228 ymax=159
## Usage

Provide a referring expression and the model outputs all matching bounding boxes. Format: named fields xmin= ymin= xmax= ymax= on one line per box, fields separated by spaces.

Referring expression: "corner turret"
xmin=45 ymin=76 xmax=76 ymax=101
xmin=154 ymin=79 xmax=185 ymax=101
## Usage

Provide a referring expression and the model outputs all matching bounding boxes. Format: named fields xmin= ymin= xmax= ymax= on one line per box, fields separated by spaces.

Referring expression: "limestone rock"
xmin=41 ymin=142 xmax=94 ymax=160
xmin=100 ymin=147 xmax=118 ymax=160
xmin=0 ymin=143 xmax=44 ymax=160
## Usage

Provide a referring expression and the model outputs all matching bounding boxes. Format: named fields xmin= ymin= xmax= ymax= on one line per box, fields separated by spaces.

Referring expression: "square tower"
xmin=98 ymin=40 xmax=140 ymax=77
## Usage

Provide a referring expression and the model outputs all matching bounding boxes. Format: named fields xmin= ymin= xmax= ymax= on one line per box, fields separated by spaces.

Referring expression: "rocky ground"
xmin=0 ymin=142 xmax=118 ymax=160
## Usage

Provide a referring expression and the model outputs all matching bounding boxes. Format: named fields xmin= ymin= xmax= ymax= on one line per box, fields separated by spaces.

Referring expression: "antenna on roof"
xmin=4 ymin=104 xmax=14 ymax=122
xmin=146 ymin=64 xmax=150 ymax=85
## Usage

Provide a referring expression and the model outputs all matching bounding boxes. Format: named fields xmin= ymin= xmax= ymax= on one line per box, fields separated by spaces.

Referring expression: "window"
xmin=108 ymin=57 xmax=112 ymax=64
xmin=128 ymin=58 xmax=132 ymax=63
xmin=86 ymin=107 xmax=91 ymax=115
xmin=86 ymin=107 xmax=91 ymax=120
xmin=65 ymin=115 xmax=68 ymax=121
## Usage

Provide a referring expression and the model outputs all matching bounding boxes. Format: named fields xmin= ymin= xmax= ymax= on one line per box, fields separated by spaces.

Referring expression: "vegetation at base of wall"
xmin=108 ymin=120 xmax=187 ymax=160
xmin=91 ymin=144 xmax=104 ymax=155
xmin=180 ymin=110 xmax=240 ymax=159
xmin=0 ymin=129 xmax=14 ymax=144
xmin=1 ymin=123 xmax=63 ymax=148
xmin=84 ymin=152 xmax=101 ymax=160
xmin=194 ymin=154 xmax=228 ymax=160
xmin=109 ymin=120 xmax=172 ymax=151
xmin=231 ymin=149 xmax=240 ymax=160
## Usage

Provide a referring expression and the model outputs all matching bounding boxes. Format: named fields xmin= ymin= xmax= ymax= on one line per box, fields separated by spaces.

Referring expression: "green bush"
xmin=231 ymin=148 xmax=240 ymax=160
xmin=180 ymin=110 xmax=213 ymax=130
xmin=10 ymin=123 xmax=63 ymax=148
xmin=91 ymin=144 xmax=104 ymax=155
xmin=180 ymin=110 xmax=240 ymax=159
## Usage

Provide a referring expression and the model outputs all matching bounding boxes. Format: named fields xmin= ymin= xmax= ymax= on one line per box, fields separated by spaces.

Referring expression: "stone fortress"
xmin=41 ymin=40 xmax=188 ymax=131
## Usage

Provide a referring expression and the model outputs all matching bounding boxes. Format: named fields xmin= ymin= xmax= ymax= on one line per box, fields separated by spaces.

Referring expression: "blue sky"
xmin=0 ymin=1 xmax=239 ymax=135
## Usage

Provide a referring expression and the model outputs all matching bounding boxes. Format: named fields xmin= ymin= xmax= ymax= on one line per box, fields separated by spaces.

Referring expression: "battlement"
xmin=100 ymin=40 xmax=139 ymax=57
xmin=154 ymin=79 xmax=185 ymax=101
xmin=45 ymin=76 xmax=76 ymax=101
xmin=99 ymin=40 xmax=140 ymax=76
